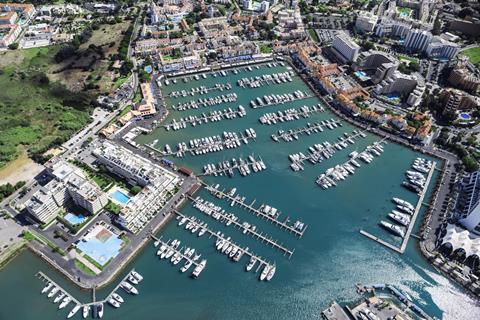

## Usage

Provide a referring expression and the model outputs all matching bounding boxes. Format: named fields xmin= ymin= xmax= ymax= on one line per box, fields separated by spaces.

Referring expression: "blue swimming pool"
xmin=459 ymin=112 xmax=472 ymax=120
xmin=145 ymin=65 xmax=153 ymax=74
xmin=111 ymin=190 xmax=130 ymax=205
xmin=64 ymin=213 xmax=86 ymax=225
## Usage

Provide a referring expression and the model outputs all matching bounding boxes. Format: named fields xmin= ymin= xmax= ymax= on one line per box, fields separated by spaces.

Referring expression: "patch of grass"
xmin=462 ymin=47 xmax=480 ymax=65
xmin=21 ymin=230 xmax=36 ymax=241
xmin=82 ymin=252 xmax=105 ymax=270
xmin=75 ymin=259 xmax=96 ymax=276
xmin=259 ymin=43 xmax=273 ymax=54
xmin=0 ymin=46 xmax=93 ymax=168
xmin=308 ymin=29 xmax=319 ymax=43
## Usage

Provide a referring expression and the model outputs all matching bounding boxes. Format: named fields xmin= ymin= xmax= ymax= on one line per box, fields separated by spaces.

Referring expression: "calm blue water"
xmin=0 ymin=63 xmax=478 ymax=320
xmin=64 ymin=213 xmax=86 ymax=225
xmin=111 ymin=190 xmax=130 ymax=205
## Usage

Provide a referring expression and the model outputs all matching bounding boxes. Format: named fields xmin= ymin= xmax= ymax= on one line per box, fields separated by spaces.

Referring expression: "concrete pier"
xmin=272 ymin=119 xmax=342 ymax=142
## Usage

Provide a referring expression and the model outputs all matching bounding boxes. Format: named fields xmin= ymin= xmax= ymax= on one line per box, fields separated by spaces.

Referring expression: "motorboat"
xmin=67 ymin=305 xmax=81 ymax=319
xmin=388 ymin=212 xmax=410 ymax=227
xmin=54 ymin=291 xmax=65 ymax=304
xmin=82 ymin=305 xmax=89 ymax=319
xmin=112 ymin=292 xmax=124 ymax=304
xmin=266 ymin=264 xmax=276 ymax=281
xmin=130 ymin=271 xmax=143 ymax=283
xmin=108 ymin=297 xmax=121 ymax=308
xmin=180 ymin=260 xmax=193 ymax=273
xmin=58 ymin=296 xmax=71 ymax=309
xmin=97 ymin=303 xmax=104 ymax=319
xmin=41 ymin=282 xmax=53 ymax=294
xmin=121 ymin=281 xmax=139 ymax=295
xmin=260 ymin=264 xmax=270 ymax=281
xmin=192 ymin=259 xmax=207 ymax=278
xmin=379 ymin=221 xmax=405 ymax=237
xmin=48 ymin=287 xmax=59 ymax=298
xmin=246 ymin=256 xmax=257 ymax=272
xmin=128 ymin=274 xmax=139 ymax=285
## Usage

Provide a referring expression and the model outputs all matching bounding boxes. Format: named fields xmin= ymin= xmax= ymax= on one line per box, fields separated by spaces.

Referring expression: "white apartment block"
xmin=425 ymin=36 xmax=460 ymax=60
xmin=355 ymin=11 xmax=378 ymax=33
xmin=332 ymin=32 xmax=360 ymax=62
xmin=403 ymin=28 xmax=432 ymax=52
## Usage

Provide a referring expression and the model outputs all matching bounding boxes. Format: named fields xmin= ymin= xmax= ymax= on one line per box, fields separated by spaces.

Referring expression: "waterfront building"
xmin=425 ymin=36 xmax=459 ymax=60
xmin=353 ymin=50 xmax=399 ymax=84
xmin=456 ymin=172 xmax=480 ymax=235
xmin=403 ymin=28 xmax=432 ymax=52
xmin=355 ymin=11 xmax=378 ymax=33
xmin=374 ymin=71 xmax=425 ymax=107
xmin=93 ymin=141 xmax=182 ymax=233
xmin=331 ymin=32 xmax=360 ymax=63
xmin=25 ymin=160 xmax=109 ymax=224
xmin=133 ymin=82 xmax=157 ymax=117
xmin=441 ymin=224 xmax=480 ymax=261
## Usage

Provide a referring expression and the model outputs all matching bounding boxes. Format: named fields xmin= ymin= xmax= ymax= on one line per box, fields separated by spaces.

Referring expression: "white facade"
xmin=426 ymin=36 xmax=460 ymax=60
xmin=332 ymin=32 xmax=360 ymax=62
xmin=403 ymin=28 xmax=432 ymax=52
xmin=355 ymin=11 xmax=378 ymax=33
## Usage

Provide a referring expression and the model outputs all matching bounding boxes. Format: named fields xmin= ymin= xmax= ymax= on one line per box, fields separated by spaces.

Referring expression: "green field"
xmin=462 ymin=47 xmax=480 ymax=65
xmin=0 ymin=46 xmax=93 ymax=167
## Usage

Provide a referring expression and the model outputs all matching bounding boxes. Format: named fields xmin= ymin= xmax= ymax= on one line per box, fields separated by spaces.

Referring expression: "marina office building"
xmin=25 ymin=160 xmax=109 ymax=224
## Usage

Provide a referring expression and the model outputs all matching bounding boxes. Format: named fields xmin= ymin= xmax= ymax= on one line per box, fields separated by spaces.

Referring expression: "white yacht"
xmin=58 ymin=296 xmax=71 ymax=309
xmin=128 ymin=274 xmax=139 ymax=285
xmin=108 ymin=297 xmax=121 ymax=308
xmin=388 ymin=212 xmax=410 ymax=226
xmin=266 ymin=264 xmax=276 ymax=281
xmin=246 ymin=256 xmax=257 ymax=272
xmin=67 ymin=305 xmax=81 ymax=319
xmin=112 ymin=292 xmax=124 ymax=304
xmin=130 ymin=271 xmax=143 ymax=283
xmin=380 ymin=221 xmax=405 ymax=237
xmin=121 ymin=281 xmax=139 ymax=295
xmin=192 ymin=259 xmax=207 ymax=278
xmin=48 ymin=287 xmax=59 ymax=298
xmin=82 ymin=305 xmax=89 ymax=319
xmin=54 ymin=292 xmax=65 ymax=304
xmin=260 ymin=264 xmax=270 ymax=281
xmin=180 ymin=260 xmax=193 ymax=273
xmin=97 ymin=303 xmax=104 ymax=319
xmin=41 ymin=282 xmax=53 ymax=294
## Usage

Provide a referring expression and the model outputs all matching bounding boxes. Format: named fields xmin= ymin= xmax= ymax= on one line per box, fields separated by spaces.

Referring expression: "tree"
xmin=8 ymin=42 xmax=18 ymax=50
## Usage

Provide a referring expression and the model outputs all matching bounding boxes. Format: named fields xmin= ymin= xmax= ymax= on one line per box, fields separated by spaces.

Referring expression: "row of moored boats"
xmin=237 ymin=70 xmax=293 ymax=88
xmin=155 ymin=238 xmax=207 ymax=278
xmin=172 ymin=92 xmax=238 ymax=111
xmin=164 ymin=105 xmax=246 ymax=131
xmin=379 ymin=198 xmax=416 ymax=238
xmin=402 ymin=158 xmax=433 ymax=194
xmin=259 ymin=104 xmax=324 ymax=125
xmin=203 ymin=154 xmax=266 ymax=177
xmin=169 ymin=82 xmax=232 ymax=98
xmin=250 ymin=90 xmax=311 ymax=109
xmin=271 ymin=119 xmax=343 ymax=142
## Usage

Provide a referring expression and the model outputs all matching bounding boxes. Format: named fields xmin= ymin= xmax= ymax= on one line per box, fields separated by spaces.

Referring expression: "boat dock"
xmin=149 ymin=234 xmax=203 ymax=270
xmin=289 ymin=129 xmax=367 ymax=167
xmin=203 ymin=183 xmax=307 ymax=238
xmin=360 ymin=162 xmax=436 ymax=254
xmin=271 ymin=119 xmax=342 ymax=142
xmin=36 ymin=271 xmax=82 ymax=306
xmin=36 ymin=268 xmax=141 ymax=316
xmin=163 ymin=106 xmax=246 ymax=131
xmin=251 ymin=91 xmax=314 ymax=109
xmin=173 ymin=210 xmax=276 ymax=267
xmin=259 ymin=104 xmax=325 ymax=125
xmin=188 ymin=196 xmax=295 ymax=257
xmin=199 ymin=154 xmax=266 ymax=177
xmin=168 ymin=83 xmax=232 ymax=98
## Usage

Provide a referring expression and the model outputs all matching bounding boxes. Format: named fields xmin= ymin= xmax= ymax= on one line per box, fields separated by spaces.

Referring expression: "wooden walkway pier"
xmin=189 ymin=196 xmax=295 ymax=257
xmin=173 ymin=210 xmax=276 ymax=268
xmin=202 ymin=182 xmax=308 ymax=238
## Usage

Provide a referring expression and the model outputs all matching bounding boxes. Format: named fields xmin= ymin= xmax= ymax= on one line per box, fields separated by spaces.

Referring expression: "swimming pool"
xmin=459 ymin=112 xmax=472 ymax=120
xmin=145 ymin=65 xmax=153 ymax=74
xmin=64 ymin=213 xmax=86 ymax=225
xmin=111 ymin=190 xmax=130 ymax=205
